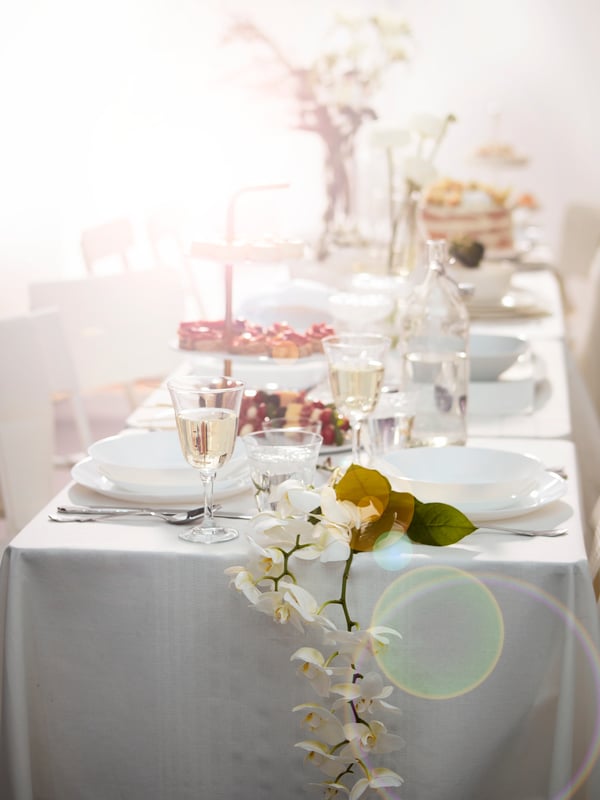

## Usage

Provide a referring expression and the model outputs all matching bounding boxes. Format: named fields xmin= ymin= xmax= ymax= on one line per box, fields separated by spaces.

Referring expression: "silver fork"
xmin=50 ymin=508 xmax=252 ymax=525
xmin=477 ymin=525 xmax=567 ymax=537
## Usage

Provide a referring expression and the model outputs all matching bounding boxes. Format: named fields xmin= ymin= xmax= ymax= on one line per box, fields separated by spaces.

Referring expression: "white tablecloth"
xmin=1 ymin=438 xmax=599 ymax=800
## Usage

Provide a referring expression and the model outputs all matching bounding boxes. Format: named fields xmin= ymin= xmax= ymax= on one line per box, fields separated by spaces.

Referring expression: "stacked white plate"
xmin=375 ymin=446 xmax=566 ymax=522
xmin=72 ymin=430 xmax=250 ymax=504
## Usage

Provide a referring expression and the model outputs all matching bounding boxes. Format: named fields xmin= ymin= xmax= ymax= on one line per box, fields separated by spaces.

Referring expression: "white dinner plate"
xmin=447 ymin=471 xmax=566 ymax=522
xmin=467 ymin=288 xmax=549 ymax=319
xmin=71 ymin=457 xmax=251 ymax=505
xmin=377 ymin=446 xmax=544 ymax=505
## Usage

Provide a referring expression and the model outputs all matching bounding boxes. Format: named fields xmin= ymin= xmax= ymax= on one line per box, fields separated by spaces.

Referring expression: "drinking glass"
xmin=367 ymin=384 xmax=418 ymax=458
xmin=167 ymin=375 xmax=245 ymax=543
xmin=242 ymin=429 xmax=323 ymax=511
xmin=322 ymin=333 xmax=390 ymax=465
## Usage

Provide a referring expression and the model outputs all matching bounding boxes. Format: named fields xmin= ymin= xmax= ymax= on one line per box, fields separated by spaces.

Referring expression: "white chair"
xmin=0 ymin=309 xmax=65 ymax=540
xmin=81 ymin=217 xmax=135 ymax=275
xmin=566 ymin=247 xmax=600 ymax=423
xmin=555 ymin=203 xmax=600 ymax=321
xmin=146 ymin=210 xmax=205 ymax=318
xmin=29 ymin=270 xmax=187 ymax=410
xmin=556 ymin=203 xmax=600 ymax=280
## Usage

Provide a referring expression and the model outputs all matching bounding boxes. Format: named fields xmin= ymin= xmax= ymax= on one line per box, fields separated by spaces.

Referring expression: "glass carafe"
xmin=401 ymin=239 xmax=470 ymax=446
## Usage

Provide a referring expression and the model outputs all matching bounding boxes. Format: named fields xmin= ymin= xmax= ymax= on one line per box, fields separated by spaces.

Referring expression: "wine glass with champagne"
xmin=322 ymin=333 xmax=390 ymax=465
xmin=167 ymin=375 xmax=245 ymax=543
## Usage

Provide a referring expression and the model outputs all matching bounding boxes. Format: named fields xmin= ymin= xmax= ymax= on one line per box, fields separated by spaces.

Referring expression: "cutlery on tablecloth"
xmin=476 ymin=525 xmax=567 ymax=537
xmin=52 ymin=506 xmax=253 ymax=524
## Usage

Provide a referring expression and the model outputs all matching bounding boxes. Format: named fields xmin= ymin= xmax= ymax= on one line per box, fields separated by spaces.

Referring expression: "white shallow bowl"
xmin=328 ymin=291 xmax=395 ymax=326
xmin=377 ymin=446 xmax=543 ymax=504
xmin=450 ymin=259 xmax=515 ymax=304
xmin=88 ymin=430 xmax=200 ymax=488
xmin=470 ymin=334 xmax=529 ymax=381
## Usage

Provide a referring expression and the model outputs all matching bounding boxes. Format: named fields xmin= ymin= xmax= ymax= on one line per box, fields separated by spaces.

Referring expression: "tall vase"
xmin=388 ymin=187 xmax=426 ymax=277
xmin=317 ymin=139 xmax=365 ymax=260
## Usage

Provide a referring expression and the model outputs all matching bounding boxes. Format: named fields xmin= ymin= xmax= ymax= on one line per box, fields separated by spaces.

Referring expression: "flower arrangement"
xmin=224 ymin=12 xmax=412 ymax=258
xmin=369 ymin=113 xmax=456 ymax=274
xmin=226 ymin=463 xmax=475 ymax=798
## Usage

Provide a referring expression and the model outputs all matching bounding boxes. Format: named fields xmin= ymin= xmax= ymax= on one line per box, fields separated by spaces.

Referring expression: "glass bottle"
xmin=401 ymin=239 xmax=470 ymax=447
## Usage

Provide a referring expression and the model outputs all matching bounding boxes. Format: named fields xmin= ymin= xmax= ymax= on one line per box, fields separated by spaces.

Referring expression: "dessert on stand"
xmin=178 ymin=183 xmax=351 ymax=449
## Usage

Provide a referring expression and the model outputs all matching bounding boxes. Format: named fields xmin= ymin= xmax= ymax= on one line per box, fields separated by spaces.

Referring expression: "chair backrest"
xmin=146 ymin=211 xmax=187 ymax=269
xmin=146 ymin=210 xmax=205 ymax=319
xmin=556 ymin=203 xmax=600 ymax=278
xmin=0 ymin=309 xmax=57 ymax=538
xmin=29 ymin=270 xmax=186 ymax=394
xmin=31 ymin=307 xmax=94 ymax=452
xmin=81 ymin=218 xmax=135 ymax=275
xmin=576 ymin=248 xmax=600 ymax=422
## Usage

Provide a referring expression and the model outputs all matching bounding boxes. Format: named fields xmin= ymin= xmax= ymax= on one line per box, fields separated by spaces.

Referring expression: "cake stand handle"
xmin=223 ymin=183 xmax=290 ymax=376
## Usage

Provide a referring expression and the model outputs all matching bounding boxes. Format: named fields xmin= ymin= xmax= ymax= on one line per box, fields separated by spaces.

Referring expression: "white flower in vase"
xmin=368 ymin=112 xmax=456 ymax=273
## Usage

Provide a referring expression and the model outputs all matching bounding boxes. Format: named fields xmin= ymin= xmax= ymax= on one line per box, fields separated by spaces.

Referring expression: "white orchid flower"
xmin=312 ymin=781 xmax=350 ymax=799
xmin=295 ymin=520 xmax=351 ymax=563
xmin=272 ymin=480 xmax=321 ymax=518
xmin=245 ymin=536 xmax=285 ymax=578
xmin=348 ymin=767 xmax=404 ymax=800
xmin=295 ymin=740 xmax=347 ymax=778
xmin=341 ymin=720 xmax=404 ymax=758
xmin=331 ymin=671 xmax=400 ymax=714
xmin=334 ymin=11 xmax=364 ymax=31
xmin=223 ymin=566 xmax=261 ymax=604
xmin=293 ymin=701 xmax=345 ymax=744
xmin=254 ymin=581 xmax=331 ymax=633
xmin=381 ymin=41 xmax=409 ymax=61
xmin=250 ymin=515 xmax=310 ymax=549
xmin=409 ymin=112 xmax=447 ymax=139
xmin=291 ymin=648 xmax=333 ymax=697
xmin=372 ymin=12 xmax=411 ymax=37
xmin=325 ymin=625 xmax=402 ymax=654
xmin=403 ymin=155 xmax=437 ymax=189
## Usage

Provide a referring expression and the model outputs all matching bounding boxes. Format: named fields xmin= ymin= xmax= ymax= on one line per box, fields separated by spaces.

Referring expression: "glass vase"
xmin=388 ymin=188 xmax=426 ymax=277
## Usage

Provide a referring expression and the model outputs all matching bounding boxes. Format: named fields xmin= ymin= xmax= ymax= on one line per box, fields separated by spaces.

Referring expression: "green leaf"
xmin=387 ymin=490 xmax=415 ymax=530
xmin=335 ymin=464 xmax=391 ymax=507
xmin=351 ymin=507 xmax=398 ymax=552
xmin=407 ymin=499 xmax=477 ymax=546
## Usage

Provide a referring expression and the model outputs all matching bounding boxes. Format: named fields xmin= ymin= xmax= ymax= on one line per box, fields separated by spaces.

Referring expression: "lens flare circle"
xmin=372 ymin=530 xmax=413 ymax=571
xmin=370 ymin=568 xmax=600 ymax=799
xmin=372 ymin=565 xmax=504 ymax=700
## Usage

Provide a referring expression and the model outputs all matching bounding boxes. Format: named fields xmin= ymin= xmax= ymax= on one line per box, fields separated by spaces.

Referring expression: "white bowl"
xmin=450 ymin=260 xmax=515 ymax=304
xmin=328 ymin=292 xmax=395 ymax=326
xmin=377 ymin=446 xmax=543 ymax=504
xmin=88 ymin=430 xmax=199 ymax=488
xmin=470 ymin=334 xmax=529 ymax=381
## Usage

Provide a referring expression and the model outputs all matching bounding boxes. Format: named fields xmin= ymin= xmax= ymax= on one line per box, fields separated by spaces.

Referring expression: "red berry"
xmin=322 ymin=425 xmax=335 ymax=446
xmin=319 ymin=408 xmax=333 ymax=424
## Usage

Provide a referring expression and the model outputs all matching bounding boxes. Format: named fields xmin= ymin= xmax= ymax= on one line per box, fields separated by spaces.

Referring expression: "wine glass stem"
xmin=351 ymin=419 xmax=363 ymax=464
xmin=200 ymin=472 xmax=216 ymax=529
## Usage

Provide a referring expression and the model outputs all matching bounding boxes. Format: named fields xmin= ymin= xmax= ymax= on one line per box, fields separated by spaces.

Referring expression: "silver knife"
xmin=58 ymin=504 xmax=207 ymax=516
xmin=56 ymin=505 xmax=252 ymax=520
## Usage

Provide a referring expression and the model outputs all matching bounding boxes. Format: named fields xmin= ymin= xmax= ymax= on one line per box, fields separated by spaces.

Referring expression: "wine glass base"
xmin=179 ymin=526 xmax=239 ymax=544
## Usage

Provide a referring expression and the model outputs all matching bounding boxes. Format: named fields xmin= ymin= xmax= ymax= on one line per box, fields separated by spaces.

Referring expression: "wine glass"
xmin=167 ymin=375 xmax=246 ymax=544
xmin=322 ymin=333 xmax=390 ymax=465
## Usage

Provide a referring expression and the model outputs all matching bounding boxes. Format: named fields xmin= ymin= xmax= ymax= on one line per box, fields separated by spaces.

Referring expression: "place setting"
xmin=58 ymin=316 xmax=571 ymax=542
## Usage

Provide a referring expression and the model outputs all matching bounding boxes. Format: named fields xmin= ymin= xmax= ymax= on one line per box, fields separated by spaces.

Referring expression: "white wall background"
xmin=1 ymin=0 xmax=598 ymax=316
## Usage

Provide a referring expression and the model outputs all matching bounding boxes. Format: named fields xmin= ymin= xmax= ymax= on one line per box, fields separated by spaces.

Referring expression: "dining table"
xmin=1 ymin=265 xmax=600 ymax=800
